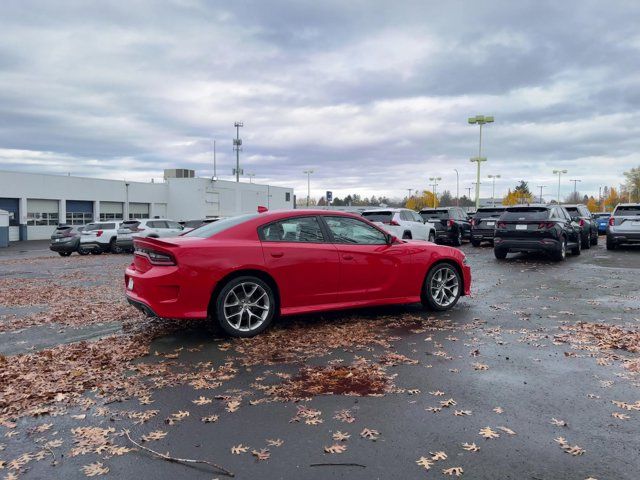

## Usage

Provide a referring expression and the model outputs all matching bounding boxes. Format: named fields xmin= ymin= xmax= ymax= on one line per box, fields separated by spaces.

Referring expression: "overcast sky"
xmin=1 ymin=0 xmax=639 ymax=201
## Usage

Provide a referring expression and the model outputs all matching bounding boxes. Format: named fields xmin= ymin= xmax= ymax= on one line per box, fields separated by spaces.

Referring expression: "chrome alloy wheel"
xmin=223 ymin=282 xmax=270 ymax=332
xmin=429 ymin=265 xmax=460 ymax=308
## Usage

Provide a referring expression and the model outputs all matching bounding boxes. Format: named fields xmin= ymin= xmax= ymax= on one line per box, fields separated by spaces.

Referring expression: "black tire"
xmin=58 ymin=251 xmax=72 ymax=257
xmin=110 ymin=239 xmax=123 ymax=254
xmin=214 ymin=276 xmax=277 ymax=337
xmin=552 ymin=237 xmax=567 ymax=261
xmin=451 ymin=229 xmax=462 ymax=247
xmin=591 ymin=231 xmax=598 ymax=246
xmin=77 ymin=247 xmax=90 ymax=256
xmin=471 ymin=239 xmax=481 ymax=247
xmin=494 ymin=248 xmax=507 ymax=260
xmin=90 ymin=250 xmax=102 ymax=255
xmin=581 ymin=233 xmax=590 ymax=249
xmin=571 ymin=238 xmax=582 ymax=256
xmin=428 ymin=231 xmax=436 ymax=243
xmin=421 ymin=262 xmax=462 ymax=312
xmin=606 ymin=237 xmax=616 ymax=250
xmin=402 ymin=231 xmax=412 ymax=240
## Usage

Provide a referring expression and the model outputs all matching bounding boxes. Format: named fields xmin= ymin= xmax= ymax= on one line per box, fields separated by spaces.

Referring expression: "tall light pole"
xmin=247 ymin=173 xmax=255 ymax=183
xmin=466 ymin=186 xmax=472 ymax=199
xmin=570 ymin=179 xmax=581 ymax=200
xmin=468 ymin=115 xmax=494 ymax=209
xmin=429 ymin=176 xmax=441 ymax=208
xmin=454 ymin=169 xmax=459 ymax=206
xmin=537 ymin=185 xmax=546 ymax=204
xmin=233 ymin=122 xmax=243 ymax=182
xmin=487 ymin=174 xmax=501 ymax=206
xmin=303 ymin=170 xmax=314 ymax=207
xmin=553 ymin=169 xmax=567 ymax=203
xmin=406 ymin=188 xmax=413 ymax=199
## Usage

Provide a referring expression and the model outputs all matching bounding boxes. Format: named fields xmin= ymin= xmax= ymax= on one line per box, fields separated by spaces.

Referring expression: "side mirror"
xmin=386 ymin=234 xmax=399 ymax=245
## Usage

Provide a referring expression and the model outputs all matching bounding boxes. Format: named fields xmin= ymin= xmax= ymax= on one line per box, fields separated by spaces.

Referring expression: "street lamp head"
xmin=470 ymin=157 xmax=487 ymax=163
xmin=468 ymin=115 xmax=494 ymax=125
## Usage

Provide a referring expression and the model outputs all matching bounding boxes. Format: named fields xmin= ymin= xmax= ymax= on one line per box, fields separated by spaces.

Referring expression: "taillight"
xmin=538 ymin=222 xmax=555 ymax=229
xmin=470 ymin=219 xmax=476 ymax=226
xmin=579 ymin=219 xmax=585 ymax=227
xmin=609 ymin=217 xmax=615 ymax=226
xmin=96 ymin=230 xmax=103 ymax=237
xmin=497 ymin=222 xmax=506 ymax=229
xmin=135 ymin=247 xmax=176 ymax=266
xmin=448 ymin=219 xmax=455 ymax=228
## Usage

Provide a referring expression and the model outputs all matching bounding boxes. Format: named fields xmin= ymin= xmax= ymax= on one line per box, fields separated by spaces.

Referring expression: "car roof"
xmin=362 ymin=208 xmax=405 ymax=213
xmin=255 ymin=209 xmax=365 ymax=221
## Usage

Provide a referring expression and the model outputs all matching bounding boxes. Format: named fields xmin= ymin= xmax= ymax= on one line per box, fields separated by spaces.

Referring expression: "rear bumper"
xmin=79 ymin=241 xmax=109 ymax=251
xmin=49 ymin=239 xmax=79 ymax=252
xmin=494 ymin=237 xmax=560 ymax=253
xmin=124 ymin=264 xmax=210 ymax=320
xmin=471 ymin=229 xmax=495 ymax=241
xmin=607 ymin=232 xmax=640 ymax=245
xmin=116 ymin=238 xmax=134 ymax=249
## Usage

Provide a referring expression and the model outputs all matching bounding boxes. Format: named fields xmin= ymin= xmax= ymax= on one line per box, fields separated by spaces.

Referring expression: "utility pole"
xmin=212 ymin=139 xmax=217 ymax=180
xmin=466 ymin=186 xmax=472 ymax=199
xmin=468 ymin=115 xmax=494 ymax=209
xmin=406 ymin=188 xmax=413 ymax=201
xmin=429 ymin=177 xmax=441 ymax=208
xmin=537 ymin=185 xmax=546 ymax=204
xmin=233 ymin=122 xmax=243 ymax=182
xmin=487 ymin=174 xmax=501 ymax=206
xmin=303 ymin=170 xmax=314 ymax=206
xmin=570 ymin=179 xmax=581 ymax=199
xmin=553 ymin=169 xmax=567 ymax=203
xmin=454 ymin=169 xmax=459 ymax=206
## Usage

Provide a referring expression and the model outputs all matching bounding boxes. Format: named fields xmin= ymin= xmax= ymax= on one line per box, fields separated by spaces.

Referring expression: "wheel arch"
xmin=422 ymin=258 xmax=466 ymax=297
xmin=207 ymin=269 xmax=281 ymax=317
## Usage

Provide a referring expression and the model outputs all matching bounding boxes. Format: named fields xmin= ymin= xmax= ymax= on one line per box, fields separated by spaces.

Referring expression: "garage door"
xmin=100 ymin=201 xmax=123 ymax=221
xmin=153 ymin=203 xmax=167 ymax=218
xmin=9 ymin=227 xmax=19 ymax=241
xmin=129 ymin=202 xmax=149 ymax=219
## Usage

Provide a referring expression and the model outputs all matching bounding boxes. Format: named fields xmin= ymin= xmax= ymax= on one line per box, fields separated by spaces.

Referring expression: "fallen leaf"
xmin=267 ymin=439 xmax=284 ymax=447
xmin=81 ymin=462 xmax=109 ymax=477
xmin=416 ymin=456 xmax=433 ymax=470
xmin=324 ymin=444 xmax=347 ymax=454
xmin=462 ymin=442 xmax=480 ymax=452
xmin=498 ymin=426 xmax=516 ymax=435
xmin=550 ymin=418 xmax=567 ymax=427
xmin=332 ymin=431 xmax=351 ymax=442
xmin=252 ymin=448 xmax=270 ymax=460
xmin=430 ymin=451 xmax=447 ymax=461
xmin=231 ymin=444 xmax=249 ymax=455
xmin=141 ymin=430 xmax=167 ymax=442
xmin=612 ymin=412 xmax=630 ymax=420
xmin=201 ymin=415 xmax=219 ymax=423
xmin=443 ymin=466 xmax=464 ymax=476
xmin=479 ymin=427 xmax=500 ymax=439
xmin=192 ymin=396 xmax=212 ymax=406
xmin=493 ymin=407 xmax=504 ymax=414
xmin=454 ymin=410 xmax=472 ymax=416
xmin=360 ymin=428 xmax=380 ymax=440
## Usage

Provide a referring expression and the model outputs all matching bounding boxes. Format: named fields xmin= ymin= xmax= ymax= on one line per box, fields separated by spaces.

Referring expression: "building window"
xmin=285 ymin=192 xmax=291 ymax=202
xmin=66 ymin=212 xmax=93 ymax=225
xmin=129 ymin=212 xmax=150 ymax=219
xmin=27 ymin=212 xmax=59 ymax=226
xmin=100 ymin=213 xmax=123 ymax=221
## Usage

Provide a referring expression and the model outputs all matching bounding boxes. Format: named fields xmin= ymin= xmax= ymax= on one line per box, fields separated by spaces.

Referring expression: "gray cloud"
xmin=0 ymin=0 xmax=639 ymax=201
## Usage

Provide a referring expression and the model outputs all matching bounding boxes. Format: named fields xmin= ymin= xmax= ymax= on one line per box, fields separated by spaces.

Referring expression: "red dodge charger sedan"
xmin=125 ymin=210 xmax=471 ymax=337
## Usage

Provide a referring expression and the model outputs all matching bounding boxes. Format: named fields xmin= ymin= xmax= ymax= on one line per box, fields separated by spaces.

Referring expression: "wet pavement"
xmin=1 ymin=240 xmax=639 ymax=479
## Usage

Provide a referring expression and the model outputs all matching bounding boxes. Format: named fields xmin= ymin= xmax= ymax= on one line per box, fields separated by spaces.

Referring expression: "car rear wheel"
xmin=110 ymin=239 xmax=123 ymax=254
xmin=494 ymin=248 xmax=508 ymax=260
xmin=552 ymin=237 xmax=567 ymax=261
xmin=77 ymin=247 xmax=90 ymax=255
xmin=422 ymin=263 xmax=461 ymax=311
xmin=215 ymin=276 xmax=276 ymax=337
xmin=581 ymin=233 xmax=590 ymax=249
xmin=572 ymin=237 xmax=582 ymax=256
xmin=58 ymin=251 xmax=72 ymax=257
xmin=591 ymin=232 xmax=598 ymax=246
xmin=402 ymin=231 xmax=412 ymax=239
xmin=606 ymin=237 xmax=616 ymax=250
xmin=452 ymin=229 xmax=462 ymax=247
xmin=471 ymin=239 xmax=481 ymax=247
xmin=90 ymin=250 xmax=102 ymax=255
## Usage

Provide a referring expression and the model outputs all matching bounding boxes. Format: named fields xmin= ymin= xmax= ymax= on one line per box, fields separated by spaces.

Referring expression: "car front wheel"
xmin=58 ymin=251 xmax=72 ymax=257
xmin=215 ymin=276 xmax=276 ymax=337
xmin=421 ymin=263 xmax=462 ymax=311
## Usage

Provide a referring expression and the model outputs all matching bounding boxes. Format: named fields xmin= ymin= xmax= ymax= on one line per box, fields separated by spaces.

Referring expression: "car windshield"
xmin=564 ymin=207 xmax=579 ymax=214
xmin=615 ymin=205 xmax=640 ymax=215
xmin=474 ymin=209 xmax=504 ymax=219
xmin=420 ymin=210 xmax=449 ymax=219
xmin=593 ymin=213 xmax=610 ymax=219
xmin=362 ymin=211 xmax=393 ymax=222
xmin=184 ymin=214 xmax=259 ymax=238
xmin=502 ymin=208 xmax=550 ymax=221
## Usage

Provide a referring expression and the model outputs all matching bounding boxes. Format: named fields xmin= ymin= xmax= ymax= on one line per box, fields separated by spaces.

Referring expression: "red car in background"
xmin=125 ymin=210 xmax=471 ymax=337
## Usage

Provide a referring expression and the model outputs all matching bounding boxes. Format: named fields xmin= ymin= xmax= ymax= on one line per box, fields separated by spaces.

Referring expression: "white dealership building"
xmin=0 ymin=168 xmax=294 ymax=241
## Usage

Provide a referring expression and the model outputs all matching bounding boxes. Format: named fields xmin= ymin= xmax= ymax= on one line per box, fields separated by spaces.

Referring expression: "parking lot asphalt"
xmin=1 ymin=240 xmax=639 ymax=479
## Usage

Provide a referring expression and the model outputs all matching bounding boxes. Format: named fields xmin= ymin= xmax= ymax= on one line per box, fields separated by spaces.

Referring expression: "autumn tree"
xmin=623 ymin=166 xmax=640 ymax=202
xmin=604 ymin=187 xmax=621 ymax=211
xmin=502 ymin=182 xmax=534 ymax=206
xmin=405 ymin=190 xmax=439 ymax=210
xmin=586 ymin=196 xmax=599 ymax=212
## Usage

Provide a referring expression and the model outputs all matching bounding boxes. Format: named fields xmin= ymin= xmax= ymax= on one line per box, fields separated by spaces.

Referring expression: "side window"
xmin=167 ymin=221 xmax=182 ymax=229
xmin=400 ymin=211 xmax=410 ymax=221
xmin=560 ymin=208 xmax=571 ymax=221
xmin=412 ymin=212 xmax=423 ymax=223
xmin=324 ymin=216 xmax=387 ymax=245
xmin=581 ymin=207 xmax=591 ymax=218
xmin=260 ymin=216 xmax=325 ymax=243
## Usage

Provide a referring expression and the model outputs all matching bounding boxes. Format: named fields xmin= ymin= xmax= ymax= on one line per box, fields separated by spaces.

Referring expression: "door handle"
xmin=343 ymin=255 xmax=354 ymax=260
xmin=270 ymin=252 xmax=284 ymax=258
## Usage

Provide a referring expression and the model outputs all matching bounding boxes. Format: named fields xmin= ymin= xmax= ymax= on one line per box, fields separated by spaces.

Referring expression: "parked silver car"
xmin=606 ymin=203 xmax=640 ymax=250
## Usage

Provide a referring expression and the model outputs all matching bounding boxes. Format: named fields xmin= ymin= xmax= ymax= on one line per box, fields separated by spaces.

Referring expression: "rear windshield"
xmin=362 ymin=211 xmax=393 ymax=222
xmin=121 ymin=221 xmax=140 ymax=228
xmin=564 ymin=207 xmax=579 ymax=214
xmin=474 ymin=209 xmax=505 ymax=219
xmin=184 ymin=214 xmax=259 ymax=238
xmin=502 ymin=208 xmax=550 ymax=221
xmin=98 ymin=223 xmax=116 ymax=229
xmin=614 ymin=205 xmax=640 ymax=215
xmin=420 ymin=210 xmax=449 ymax=219
xmin=593 ymin=213 xmax=610 ymax=219
xmin=182 ymin=220 xmax=204 ymax=228
xmin=55 ymin=226 xmax=72 ymax=232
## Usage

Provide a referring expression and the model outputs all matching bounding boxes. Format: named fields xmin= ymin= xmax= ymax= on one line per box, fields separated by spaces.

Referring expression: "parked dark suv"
xmin=49 ymin=225 xmax=85 ymax=256
xmin=493 ymin=205 xmax=581 ymax=261
xmin=470 ymin=206 xmax=506 ymax=247
xmin=563 ymin=204 xmax=598 ymax=249
xmin=419 ymin=207 xmax=471 ymax=246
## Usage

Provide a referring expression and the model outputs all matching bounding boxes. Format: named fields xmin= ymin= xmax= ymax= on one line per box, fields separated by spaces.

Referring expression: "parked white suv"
xmin=116 ymin=219 xmax=184 ymax=252
xmin=79 ymin=221 xmax=123 ymax=254
xmin=362 ymin=208 xmax=436 ymax=241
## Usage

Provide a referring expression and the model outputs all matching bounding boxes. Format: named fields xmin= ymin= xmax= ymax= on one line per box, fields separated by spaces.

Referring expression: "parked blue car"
xmin=593 ymin=213 xmax=611 ymax=234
